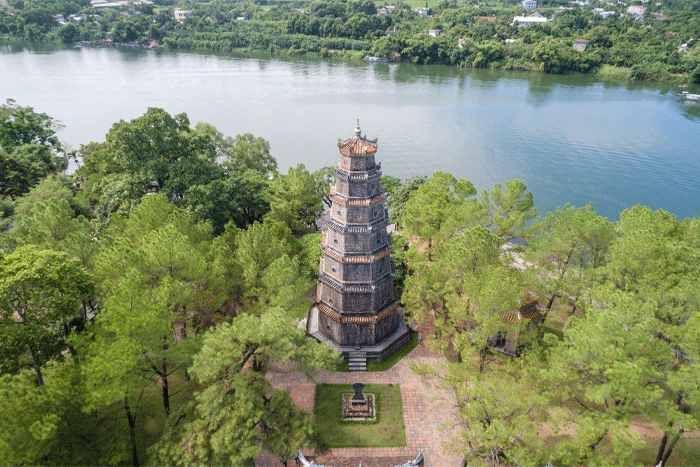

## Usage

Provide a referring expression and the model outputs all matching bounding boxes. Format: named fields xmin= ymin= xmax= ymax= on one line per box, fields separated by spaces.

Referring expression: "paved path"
xmin=256 ymin=344 xmax=462 ymax=467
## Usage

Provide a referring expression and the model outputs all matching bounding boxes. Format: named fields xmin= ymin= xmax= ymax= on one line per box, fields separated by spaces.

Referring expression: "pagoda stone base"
xmin=307 ymin=306 xmax=410 ymax=362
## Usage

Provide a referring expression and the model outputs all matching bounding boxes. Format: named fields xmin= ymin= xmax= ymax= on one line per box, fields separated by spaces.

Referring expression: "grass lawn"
xmin=313 ymin=383 xmax=406 ymax=448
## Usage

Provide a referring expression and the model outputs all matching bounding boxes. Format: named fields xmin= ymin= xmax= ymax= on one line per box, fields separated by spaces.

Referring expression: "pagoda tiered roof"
xmin=337 ymin=122 xmax=378 ymax=155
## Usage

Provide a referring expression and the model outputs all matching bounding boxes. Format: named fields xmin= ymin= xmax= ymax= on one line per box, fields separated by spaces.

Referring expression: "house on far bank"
xmin=512 ymin=12 xmax=549 ymax=27
xmin=627 ymin=5 xmax=646 ymax=18
xmin=386 ymin=27 xmax=398 ymax=36
xmin=592 ymin=7 xmax=615 ymax=18
xmin=174 ymin=8 xmax=192 ymax=23
xmin=416 ymin=7 xmax=429 ymax=16
xmin=574 ymin=39 xmax=589 ymax=51
xmin=521 ymin=0 xmax=537 ymax=8
xmin=428 ymin=28 xmax=442 ymax=37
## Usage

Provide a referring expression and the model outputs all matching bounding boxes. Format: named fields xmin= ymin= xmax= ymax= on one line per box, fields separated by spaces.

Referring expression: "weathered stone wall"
xmin=331 ymin=203 xmax=385 ymax=225
xmin=318 ymin=280 xmax=395 ymax=313
xmin=325 ymin=229 xmax=389 ymax=254
xmin=334 ymin=173 xmax=382 ymax=198
xmin=338 ymin=154 xmax=376 ymax=172
xmin=322 ymin=256 xmax=393 ymax=284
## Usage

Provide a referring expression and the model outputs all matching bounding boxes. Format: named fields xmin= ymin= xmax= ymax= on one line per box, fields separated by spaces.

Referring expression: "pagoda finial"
xmin=354 ymin=119 xmax=361 ymax=136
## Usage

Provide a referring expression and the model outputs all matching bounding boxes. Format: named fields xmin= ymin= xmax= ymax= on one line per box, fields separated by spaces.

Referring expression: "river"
xmin=2 ymin=43 xmax=699 ymax=221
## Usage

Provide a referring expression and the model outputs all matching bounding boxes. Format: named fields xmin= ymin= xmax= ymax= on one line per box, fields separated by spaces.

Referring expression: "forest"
xmin=1 ymin=99 xmax=699 ymax=466
xmin=1 ymin=0 xmax=700 ymax=82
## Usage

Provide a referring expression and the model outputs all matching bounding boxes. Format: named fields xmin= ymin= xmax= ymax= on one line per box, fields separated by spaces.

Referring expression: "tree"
xmin=416 ymin=359 xmax=547 ymax=467
xmin=265 ymin=164 xmax=324 ymax=237
xmin=313 ymin=165 xmax=335 ymax=208
xmin=0 ymin=246 xmax=94 ymax=386
xmin=0 ymin=99 xmax=63 ymax=154
xmin=0 ymin=370 xmax=60 ymax=465
xmin=219 ymin=219 xmax=313 ymax=318
xmin=149 ymin=309 xmax=338 ymax=466
xmin=0 ymin=100 xmax=66 ymax=198
xmin=182 ymin=169 xmax=270 ymax=235
xmin=479 ymin=179 xmax=537 ymax=239
xmin=223 ymin=132 xmax=278 ymax=177
xmin=379 ymin=175 xmax=401 ymax=198
xmin=58 ymin=22 xmax=78 ymax=43
xmin=96 ymin=194 xmax=223 ymax=340
xmin=542 ymin=293 xmax=666 ymax=465
xmin=598 ymin=206 xmax=700 ymax=465
xmin=404 ymin=226 xmax=520 ymax=371
xmin=524 ymin=203 xmax=613 ymax=322
xmin=0 ymin=150 xmax=39 ymax=200
xmin=402 ymin=172 xmax=480 ymax=259
xmin=102 ymin=108 xmax=212 ymax=199
xmin=386 ymin=174 xmax=427 ymax=226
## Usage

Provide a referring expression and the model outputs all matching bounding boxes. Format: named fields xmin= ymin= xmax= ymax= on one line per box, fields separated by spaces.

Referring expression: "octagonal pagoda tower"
xmin=307 ymin=122 xmax=409 ymax=363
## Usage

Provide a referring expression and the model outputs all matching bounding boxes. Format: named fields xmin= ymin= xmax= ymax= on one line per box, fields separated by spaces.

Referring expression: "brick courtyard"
xmin=256 ymin=344 xmax=462 ymax=467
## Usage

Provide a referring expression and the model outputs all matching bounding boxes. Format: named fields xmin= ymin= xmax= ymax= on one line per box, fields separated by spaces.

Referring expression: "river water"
xmin=2 ymin=43 xmax=699 ymax=221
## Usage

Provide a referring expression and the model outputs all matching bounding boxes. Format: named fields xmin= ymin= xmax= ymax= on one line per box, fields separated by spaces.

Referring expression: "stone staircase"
xmin=348 ymin=350 xmax=367 ymax=372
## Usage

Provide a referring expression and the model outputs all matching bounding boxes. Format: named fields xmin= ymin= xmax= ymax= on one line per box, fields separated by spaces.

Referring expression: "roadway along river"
xmin=2 ymin=44 xmax=700 ymax=221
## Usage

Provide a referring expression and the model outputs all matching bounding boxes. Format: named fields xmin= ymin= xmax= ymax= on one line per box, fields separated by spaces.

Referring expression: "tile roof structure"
xmin=337 ymin=123 xmax=379 ymax=155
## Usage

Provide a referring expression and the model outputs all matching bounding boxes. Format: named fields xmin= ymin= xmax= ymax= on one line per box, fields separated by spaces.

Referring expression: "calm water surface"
xmin=2 ymin=44 xmax=700 ymax=221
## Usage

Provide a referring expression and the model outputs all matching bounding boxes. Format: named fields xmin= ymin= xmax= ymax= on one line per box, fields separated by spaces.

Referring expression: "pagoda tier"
xmin=308 ymin=122 xmax=409 ymax=361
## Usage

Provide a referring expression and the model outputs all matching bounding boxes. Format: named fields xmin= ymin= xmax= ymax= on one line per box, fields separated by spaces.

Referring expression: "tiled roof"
xmin=322 ymin=245 xmax=393 ymax=263
xmin=338 ymin=135 xmax=378 ymax=155
xmin=501 ymin=291 xmax=540 ymax=322
xmin=329 ymin=193 xmax=386 ymax=206
xmin=317 ymin=302 xmax=399 ymax=323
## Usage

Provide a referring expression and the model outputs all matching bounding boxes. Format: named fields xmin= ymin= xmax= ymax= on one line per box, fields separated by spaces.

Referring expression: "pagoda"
xmin=307 ymin=122 xmax=410 ymax=365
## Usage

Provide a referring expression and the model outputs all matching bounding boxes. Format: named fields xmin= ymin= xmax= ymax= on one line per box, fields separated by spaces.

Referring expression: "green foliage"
xmin=0 ymin=246 xmax=94 ymax=385
xmin=182 ymin=169 xmax=270 ymax=235
xmin=150 ymin=309 xmax=338 ymax=466
xmin=386 ymin=174 xmax=427 ymax=226
xmin=524 ymin=202 xmax=612 ymax=319
xmin=404 ymin=225 xmax=519 ymax=366
xmin=4 ymin=0 xmax=700 ymax=81
xmin=424 ymin=360 xmax=547 ymax=467
xmin=479 ymin=179 xmax=537 ymax=238
xmin=0 ymin=99 xmax=63 ymax=154
xmin=221 ymin=219 xmax=314 ymax=318
xmin=0 ymin=100 xmax=65 ymax=199
xmin=402 ymin=171 xmax=479 ymax=257
xmin=265 ymin=164 xmax=324 ymax=236
xmin=0 ymin=370 xmax=60 ymax=465
xmin=75 ymin=109 xmax=276 ymax=230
